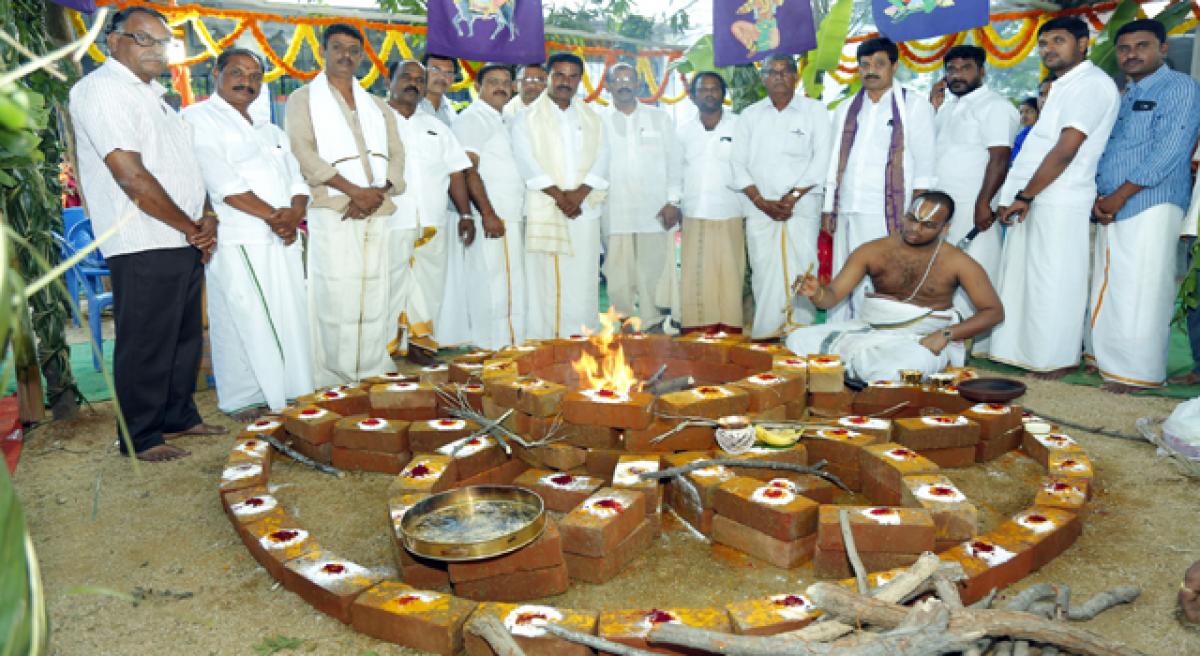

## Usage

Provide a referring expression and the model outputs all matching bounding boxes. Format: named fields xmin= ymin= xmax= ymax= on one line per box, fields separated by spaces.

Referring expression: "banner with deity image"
xmin=426 ymin=0 xmax=546 ymax=64
xmin=872 ymin=0 xmax=989 ymax=43
xmin=712 ymin=0 xmax=817 ymax=67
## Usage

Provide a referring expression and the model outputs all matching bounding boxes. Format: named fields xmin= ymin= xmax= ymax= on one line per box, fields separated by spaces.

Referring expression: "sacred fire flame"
xmin=571 ymin=307 xmax=642 ymax=395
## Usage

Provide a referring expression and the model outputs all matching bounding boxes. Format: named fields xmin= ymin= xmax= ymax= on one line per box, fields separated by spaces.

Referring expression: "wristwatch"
xmin=458 ymin=213 xmax=473 ymax=221
xmin=1015 ymin=190 xmax=1035 ymax=204
xmin=787 ymin=188 xmax=804 ymax=200
xmin=941 ymin=328 xmax=954 ymax=340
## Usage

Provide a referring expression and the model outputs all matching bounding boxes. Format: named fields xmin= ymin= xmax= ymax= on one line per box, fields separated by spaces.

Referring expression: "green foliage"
xmin=253 ymin=635 xmax=306 ymax=655
xmin=1088 ymin=0 xmax=1138 ymax=75
xmin=802 ymin=0 xmax=855 ymax=98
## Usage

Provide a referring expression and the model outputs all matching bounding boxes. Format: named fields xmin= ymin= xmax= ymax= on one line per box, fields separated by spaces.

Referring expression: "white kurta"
xmin=825 ymin=84 xmax=938 ymax=322
xmin=511 ymin=99 xmax=610 ymax=338
xmin=602 ymin=104 xmax=677 ymax=326
xmin=991 ymin=61 xmax=1119 ymax=372
xmin=182 ymin=96 xmax=314 ymax=411
xmin=389 ymin=109 xmax=472 ymax=351
xmin=934 ymin=85 xmax=1019 ymax=353
xmin=731 ymin=94 xmax=832 ymax=338
xmin=454 ymin=100 xmax=528 ymax=349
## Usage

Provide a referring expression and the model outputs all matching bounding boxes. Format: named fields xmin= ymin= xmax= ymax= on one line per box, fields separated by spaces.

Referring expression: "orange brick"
xmin=729 ymin=443 xmax=808 ymax=481
xmin=894 ymin=415 xmax=981 ymax=450
xmin=513 ymin=469 xmax=605 ymax=512
xmin=561 ymin=390 xmax=655 ymax=430
xmin=370 ymin=382 xmax=439 ymax=413
xmin=298 ymin=385 xmax=371 ymax=416
xmin=1033 ymin=477 xmax=1089 ymax=513
xmin=712 ymin=515 xmax=817 ymax=568
xmin=239 ymin=508 xmax=320 ymax=581
xmin=390 ymin=455 xmax=456 ymax=494
xmin=350 ymin=582 xmax=476 ymax=655
xmin=803 ymin=427 xmax=877 ymax=491
xmin=463 ymin=603 xmax=596 ymax=656
xmin=806 ymin=355 xmax=844 ymax=393
xmin=1005 ymin=506 xmax=1083 ymax=571
xmin=816 ymin=505 xmax=935 ymax=553
xmin=281 ymin=404 xmax=342 ymax=445
xmin=409 ymin=418 xmax=481 ymax=453
xmin=860 ymin=442 xmax=940 ymax=505
xmin=279 ymin=552 xmax=383 ymax=623
xmin=454 ymin=562 xmax=569 ymax=602
xmin=418 ymin=364 xmax=451 ymax=385
xmin=597 ymin=607 xmax=731 ymax=655
xmin=1022 ymin=431 xmax=1085 ymax=467
xmin=808 ymin=390 xmax=855 ymax=414
xmin=332 ymin=416 xmax=409 ymax=453
xmin=657 ymin=385 xmax=750 ymax=419
xmin=714 ymin=476 xmax=819 ymax=541
xmin=812 ymin=546 xmax=920 ymax=579
xmin=624 ymin=420 xmax=716 ymax=452
xmin=726 ymin=594 xmax=819 ymax=635
xmin=612 ymin=455 xmax=663 ymax=515
xmin=918 ymin=445 xmax=978 ymax=469
xmin=563 ymin=517 xmax=655 ymax=583
xmin=331 ymin=447 xmax=410 ymax=474
xmin=559 ymin=488 xmax=646 ymax=557
xmin=730 ymin=342 xmax=787 ymax=371
xmin=900 ymin=475 xmax=977 ymax=541
xmin=834 ymin=415 xmax=893 ymax=442
xmin=730 ymin=372 xmax=806 ymax=412
xmin=449 ymin=521 xmax=565 ymax=583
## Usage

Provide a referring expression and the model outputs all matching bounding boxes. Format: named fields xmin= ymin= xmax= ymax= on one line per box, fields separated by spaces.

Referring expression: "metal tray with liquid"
xmin=398 ymin=485 xmax=546 ymax=561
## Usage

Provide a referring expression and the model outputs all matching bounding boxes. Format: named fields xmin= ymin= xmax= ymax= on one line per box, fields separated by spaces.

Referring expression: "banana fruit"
xmin=755 ymin=424 xmax=801 ymax=447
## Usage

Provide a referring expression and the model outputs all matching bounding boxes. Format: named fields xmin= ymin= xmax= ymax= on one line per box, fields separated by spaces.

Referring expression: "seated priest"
xmin=786 ymin=191 xmax=1003 ymax=383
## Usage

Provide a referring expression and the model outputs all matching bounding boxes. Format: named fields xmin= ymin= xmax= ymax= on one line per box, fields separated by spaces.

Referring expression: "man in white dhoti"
xmin=385 ymin=60 xmax=473 ymax=361
xmin=730 ymin=54 xmax=831 ymax=339
xmin=788 ymin=192 xmax=1003 ymax=383
xmin=933 ymin=45 xmax=1019 ymax=356
xmin=823 ymin=38 xmax=937 ymax=322
xmin=183 ymin=49 xmax=314 ymax=420
xmin=672 ymin=72 xmax=745 ymax=335
xmin=992 ymin=16 xmax=1119 ymax=378
xmin=453 ymin=63 xmax=528 ymax=349
xmin=420 ymin=52 xmax=459 ymax=126
xmin=1085 ymin=20 xmax=1200 ymax=392
xmin=511 ymin=52 xmax=610 ymax=338
xmin=503 ymin=63 xmax=547 ymax=118
xmin=601 ymin=62 xmax=680 ymax=330
xmin=285 ymin=23 xmax=406 ymax=387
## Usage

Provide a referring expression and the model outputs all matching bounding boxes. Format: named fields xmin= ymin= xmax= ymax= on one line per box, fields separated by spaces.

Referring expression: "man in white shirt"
xmin=672 ymin=72 xmax=746 ymax=334
xmin=992 ymin=16 xmax=1119 ymax=378
xmin=386 ymin=60 xmax=474 ymax=361
xmin=454 ymin=64 xmax=528 ymax=349
xmin=601 ymin=62 xmax=680 ymax=330
xmin=511 ymin=52 xmax=610 ymax=338
xmin=420 ymin=52 xmax=459 ymax=126
xmin=824 ymin=37 xmax=938 ymax=322
xmin=731 ymin=54 xmax=832 ymax=339
xmin=183 ymin=49 xmax=314 ymax=421
xmin=70 ymin=7 xmax=224 ymax=462
xmin=933 ymin=44 xmax=1019 ymax=355
xmin=285 ymin=23 xmax=406 ymax=386
xmin=503 ymin=62 xmax=547 ymax=118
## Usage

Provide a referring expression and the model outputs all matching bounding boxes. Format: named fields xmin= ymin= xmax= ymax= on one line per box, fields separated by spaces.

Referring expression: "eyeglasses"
xmin=520 ymin=77 xmax=547 ymax=85
xmin=427 ymin=67 xmax=456 ymax=78
xmin=762 ymin=69 xmax=795 ymax=79
xmin=115 ymin=30 xmax=174 ymax=49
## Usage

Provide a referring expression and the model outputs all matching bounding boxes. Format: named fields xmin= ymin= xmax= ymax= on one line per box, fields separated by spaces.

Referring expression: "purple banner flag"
xmin=713 ymin=0 xmax=817 ymax=67
xmin=872 ymin=0 xmax=989 ymax=43
xmin=426 ymin=0 xmax=545 ymax=65
xmin=49 ymin=0 xmax=96 ymax=13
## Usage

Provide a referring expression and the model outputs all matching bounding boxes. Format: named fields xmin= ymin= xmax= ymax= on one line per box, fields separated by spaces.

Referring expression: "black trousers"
xmin=107 ymin=246 xmax=204 ymax=454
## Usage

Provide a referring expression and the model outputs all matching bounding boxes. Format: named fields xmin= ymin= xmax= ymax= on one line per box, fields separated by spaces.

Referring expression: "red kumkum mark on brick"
xmin=929 ymin=486 xmax=956 ymax=497
xmin=1025 ymin=514 xmax=1048 ymax=524
xmin=868 ymin=507 xmax=896 ymax=517
xmin=438 ymin=419 xmax=458 ymax=426
xmin=987 ymin=403 xmax=1007 ymax=410
xmin=847 ymin=416 xmax=868 ymax=424
xmin=697 ymin=386 xmax=721 ymax=395
xmin=971 ymin=541 xmax=995 ymax=553
xmin=515 ymin=612 xmax=549 ymax=625
xmin=253 ymin=419 xmax=273 ymax=427
xmin=362 ymin=418 xmax=382 ymax=427
xmin=321 ymin=563 xmax=346 ymax=575
xmin=756 ymin=373 xmax=777 ymax=381
xmin=1060 ymin=459 xmax=1078 ymax=468
xmin=393 ymin=594 xmax=421 ymax=607
xmin=269 ymin=529 xmax=299 ymax=543
xmin=299 ymin=408 xmax=321 ymax=417
xmin=774 ymin=595 xmax=806 ymax=607
xmin=1052 ymin=482 xmax=1073 ymax=492
xmin=550 ymin=474 xmax=575 ymax=486
xmin=596 ymin=389 xmax=617 ymax=398
xmin=243 ymin=440 xmax=257 ymax=448
xmin=243 ymin=497 xmax=265 ymax=507
xmin=763 ymin=488 xmax=785 ymax=499
xmin=593 ymin=498 xmax=624 ymax=512
xmin=645 ymin=609 xmax=676 ymax=624
xmin=408 ymin=464 xmax=432 ymax=478
xmin=322 ymin=391 xmax=340 ymax=398
xmin=889 ymin=448 xmax=916 ymax=458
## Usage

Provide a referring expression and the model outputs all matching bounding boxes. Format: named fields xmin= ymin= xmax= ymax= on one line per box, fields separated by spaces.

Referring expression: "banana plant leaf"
xmin=1088 ymin=0 xmax=1138 ymax=75
xmin=1152 ymin=0 xmax=1197 ymax=34
xmin=803 ymin=0 xmax=854 ymax=98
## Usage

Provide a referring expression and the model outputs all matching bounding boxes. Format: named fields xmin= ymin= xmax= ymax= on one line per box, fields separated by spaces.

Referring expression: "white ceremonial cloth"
xmin=991 ymin=61 xmax=1118 ymax=372
xmin=786 ymin=296 xmax=964 ymax=383
xmin=1086 ymin=203 xmax=1185 ymax=387
xmin=823 ymin=83 xmax=938 ymax=217
xmin=69 ymin=59 xmax=206 ymax=257
xmin=182 ymin=95 xmax=314 ymax=410
xmin=671 ymin=110 xmax=742 ymax=220
xmin=731 ymin=95 xmax=832 ymax=337
xmin=512 ymin=98 xmax=608 ymax=336
xmin=602 ymin=104 xmax=678 ymax=235
xmin=934 ymin=85 xmax=1019 ymax=350
xmin=307 ymin=207 xmax=393 ymax=386
xmin=308 ymin=72 xmax=389 ymax=198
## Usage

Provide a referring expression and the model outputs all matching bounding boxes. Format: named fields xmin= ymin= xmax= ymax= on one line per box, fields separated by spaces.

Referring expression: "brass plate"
xmin=399 ymin=485 xmax=546 ymax=562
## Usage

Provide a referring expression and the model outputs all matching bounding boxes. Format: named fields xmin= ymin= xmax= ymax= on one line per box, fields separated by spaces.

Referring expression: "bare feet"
xmin=164 ymin=422 xmax=229 ymax=440
xmin=1169 ymin=372 xmax=1200 ymax=386
xmin=227 ymin=407 xmax=265 ymax=423
xmin=1101 ymin=381 xmax=1141 ymax=395
xmin=136 ymin=444 xmax=191 ymax=462
xmin=1031 ymin=366 xmax=1077 ymax=381
xmin=1179 ymin=562 xmax=1200 ymax=625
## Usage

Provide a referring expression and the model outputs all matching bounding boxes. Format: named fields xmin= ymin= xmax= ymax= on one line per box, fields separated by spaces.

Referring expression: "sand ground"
xmin=11 ymin=371 xmax=1200 ymax=655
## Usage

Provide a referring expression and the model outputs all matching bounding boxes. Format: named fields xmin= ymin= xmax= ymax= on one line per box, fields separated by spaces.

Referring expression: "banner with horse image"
xmin=712 ymin=0 xmax=817 ymax=67
xmin=426 ymin=0 xmax=545 ymax=64
xmin=872 ymin=0 xmax=988 ymax=42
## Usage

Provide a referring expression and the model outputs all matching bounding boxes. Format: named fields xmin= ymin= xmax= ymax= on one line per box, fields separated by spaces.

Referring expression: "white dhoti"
xmin=467 ymin=220 xmax=527 ymax=349
xmin=388 ymin=222 xmax=447 ymax=354
xmin=828 ymin=210 xmax=889 ymax=322
xmin=944 ymin=186 xmax=1003 ymax=355
xmin=604 ymin=231 xmax=670 ymax=328
xmin=207 ymin=240 xmax=313 ymax=412
xmin=746 ymin=195 xmax=820 ymax=339
xmin=989 ymin=199 xmax=1091 ymax=372
xmin=435 ymin=211 xmax=471 ymax=349
xmin=786 ymin=296 xmax=964 ymax=383
xmin=526 ymin=218 xmax=601 ymax=339
xmin=307 ymin=207 xmax=393 ymax=387
xmin=1085 ymin=203 xmax=1184 ymax=387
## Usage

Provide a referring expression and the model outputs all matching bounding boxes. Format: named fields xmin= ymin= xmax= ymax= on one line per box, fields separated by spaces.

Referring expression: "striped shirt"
xmin=1097 ymin=64 xmax=1200 ymax=221
xmin=69 ymin=59 xmax=206 ymax=258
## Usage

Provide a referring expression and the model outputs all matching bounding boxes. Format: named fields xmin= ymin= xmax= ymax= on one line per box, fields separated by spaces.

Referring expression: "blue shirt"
xmin=1097 ymin=64 xmax=1200 ymax=221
